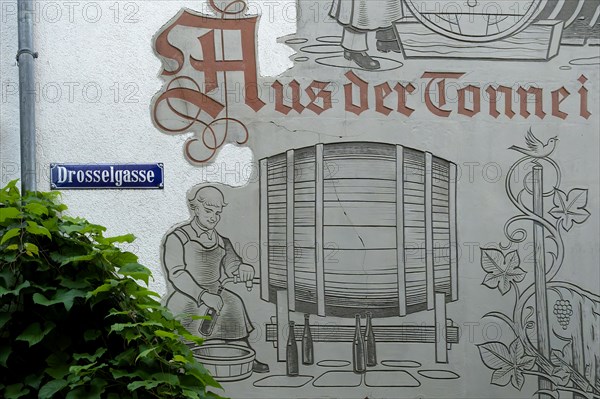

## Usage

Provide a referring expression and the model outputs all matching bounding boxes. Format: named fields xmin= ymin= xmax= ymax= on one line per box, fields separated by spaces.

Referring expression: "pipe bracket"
xmin=16 ymin=48 xmax=38 ymax=63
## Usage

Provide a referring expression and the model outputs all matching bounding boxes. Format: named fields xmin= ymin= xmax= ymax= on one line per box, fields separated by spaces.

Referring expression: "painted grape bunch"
xmin=553 ymin=299 xmax=573 ymax=330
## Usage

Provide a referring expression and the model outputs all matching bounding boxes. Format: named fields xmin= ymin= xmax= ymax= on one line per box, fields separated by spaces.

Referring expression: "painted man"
xmin=161 ymin=185 xmax=269 ymax=373
xmin=329 ymin=0 xmax=404 ymax=70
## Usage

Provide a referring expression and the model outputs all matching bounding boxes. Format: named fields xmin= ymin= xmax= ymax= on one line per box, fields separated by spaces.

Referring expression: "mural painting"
xmin=150 ymin=0 xmax=599 ymax=397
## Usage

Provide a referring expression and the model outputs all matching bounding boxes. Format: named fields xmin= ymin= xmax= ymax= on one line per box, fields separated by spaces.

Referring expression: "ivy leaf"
xmin=106 ymin=251 xmax=138 ymax=266
xmin=49 ymin=250 xmax=98 ymax=267
xmin=88 ymin=378 xmax=107 ymax=399
xmin=110 ymin=369 xmax=139 ymax=380
xmin=33 ymin=289 xmax=86 ymax=311
xmin=25 ymin=221 xmax=52 ymax=239
xmin=99 ymin=234 xmax=135 ymax=244
xmin=150 ymin=372 xmax=179 ymax=386
xmin=549 ymin=189 xmax=591 ymax=232
xmin=59 ymin=277 xmax=89 ymax=290
xmin=477 ymin=339 xmax=536 ymax=390
xmin=24 ymin=243 xmax=39 ymax=256
xmin=1 ymin=228 xmax=21 ymax=245
xmin=127 ymin=380 xmax=161 ymax=391
xmin=136 ymin=347 xmax=157 ymax=362
xmin=0 ymin=312 xmax=10 ymax=329
xmin=23 ymin=373 xmax=43 ymax=390
xmin=171 ymin=355 xmax=189 ymax=364
xmin=0 ymin=281 xmax=31 ymax=298
xmin=0 ymin=180 xmax=20 ymax=202
xmin=41 ymin=217 xmax=58 ymax=231
xmin=89 ymin=280 xmax=118 ymax=297
xmin=480 ymin=248 xmax=526 ymax=295
xmin=4 ymin=383 xmax=29 ymax=399
xmin=155 ymin=330 xmax=178 ymax=340
xmin=24 ymin=203 xmax=48 ymax=216
xmin=110 ymin=323 xmax=138 ymax=333
xmin=45 ymin=353 xmax=70 ymax=379
xmin=119 ymin=263 xmax=151 ymax=285
xmin=16 ymin=322 xmax=56 ymax=347
xmin=38 ymin=379 xmax=68 ymax=399
xmin=73 ymin=348 xmax=107 ymax=363
xmin=0 ymin=207 xmax=21 ymax=222
xmin=84 ymin=329 xmax=102 ymax=342
xmin=65 ymin=387 xmax=87 ymax=399
xmin=188 ymin=364 xmax=221 ymax=389
xmin=0 ymin=344 xmax=12 ymax=367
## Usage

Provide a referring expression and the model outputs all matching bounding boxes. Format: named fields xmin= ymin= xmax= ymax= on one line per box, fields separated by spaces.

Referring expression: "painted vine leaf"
xmin=550 ymin=347 xmax=573 ymax=387
xmin=480 ymin=248 xmax=526 ymax=295
xmin=549 ymin=188 xmax=591 ymax=232
xmin=477 ymin=339 xmax=536 ymax=390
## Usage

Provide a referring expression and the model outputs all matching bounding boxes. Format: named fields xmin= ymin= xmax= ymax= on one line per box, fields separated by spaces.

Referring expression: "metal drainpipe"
xmin=17 ymin=0 xmax=38 ymax=192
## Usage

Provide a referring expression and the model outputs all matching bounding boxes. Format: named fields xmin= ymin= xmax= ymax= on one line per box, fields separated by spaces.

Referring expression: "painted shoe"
xmin=376 ymin=40 xmax=401 ymax=53
xmin=343 ymin=50 xmax=380 ymax=70
xmin=252 ymin=359 xmax=270 ymax=373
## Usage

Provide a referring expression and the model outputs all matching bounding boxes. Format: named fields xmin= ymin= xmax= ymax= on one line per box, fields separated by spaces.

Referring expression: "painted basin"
xmin=192 ymin=344 xmax=256 ymax=382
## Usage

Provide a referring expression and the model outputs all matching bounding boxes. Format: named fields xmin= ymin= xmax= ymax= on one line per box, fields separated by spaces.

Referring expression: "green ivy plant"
xmin=0 ymin=180 xmax=225 ymax=399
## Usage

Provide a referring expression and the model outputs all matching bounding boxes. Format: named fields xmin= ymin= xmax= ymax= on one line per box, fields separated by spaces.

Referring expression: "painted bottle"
xmin=353 ymin=314 xmax=366 ymax=374
xmin=365 ymin=312 xmax=377 ymax=367
xmin=302 ymin=314 xmax=314 ymax=365
xmin=199 ymin=287 xmax=224 ymax=336
xmin=286 ymin=321 xmax=299 ymax=376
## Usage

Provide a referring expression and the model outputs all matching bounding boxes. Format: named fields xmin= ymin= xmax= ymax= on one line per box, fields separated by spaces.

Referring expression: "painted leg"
xmin=341 ymin=27 xmax=380 ymax=70
xmin=276 ymin=289 xmax=290 ymax=362
xmin=376 ymin=26 xmax=401 ymax=53
xmin=435 ymin=292 xmax=448 ymax=364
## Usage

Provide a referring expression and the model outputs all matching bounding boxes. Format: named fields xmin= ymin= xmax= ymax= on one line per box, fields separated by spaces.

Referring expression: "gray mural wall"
xmin=2 ymin=0 xmax=599 ymax=397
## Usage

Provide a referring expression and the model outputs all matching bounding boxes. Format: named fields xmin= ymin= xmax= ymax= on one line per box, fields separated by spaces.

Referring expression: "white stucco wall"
xmin=1 ymin=0 xmax=295 ymax=295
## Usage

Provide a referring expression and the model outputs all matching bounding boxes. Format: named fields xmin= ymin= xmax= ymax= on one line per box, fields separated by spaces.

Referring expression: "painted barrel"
xmin=536 ymin=0 xmax=600 ymax=45
xmin=259 ymin=142 xmax=459 ymax=318
xmin=403 ymin=0 xmax=597 ymax=42
xmin=535 ymin=0 xmax=594 ymax=29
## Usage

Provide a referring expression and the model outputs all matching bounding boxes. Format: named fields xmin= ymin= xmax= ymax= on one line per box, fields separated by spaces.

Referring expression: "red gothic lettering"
xmin=422 ymin=72 xmax=465 ymax=118
xmin=374 ymin=82 xmax=393 ymax=116
xmin=344 ymin=71 xmax=369 ymax=116
xmin=578 ymin=75 xmax=591 ymax=119
xmin=305 ymin=81 xmax=332 ymax=115
xmin=551 ymin=87 xmax=570 ymax=120
xmin=394 ymin=83 xmax=416 ymax=117
xmin=486 ymin=86 xmax=515 ymax=119
xmin=458 ymin=85 xmax=481 ymax=117
xmin=517 ymin=86 xmax=546 ymax=119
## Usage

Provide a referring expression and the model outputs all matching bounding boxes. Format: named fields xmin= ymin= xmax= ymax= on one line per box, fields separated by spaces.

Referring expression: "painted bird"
xmin=509 ymin=129 xmax=559 ymax=158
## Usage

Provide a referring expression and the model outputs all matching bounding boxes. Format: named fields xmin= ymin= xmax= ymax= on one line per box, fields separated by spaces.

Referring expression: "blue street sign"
xmin=50 ymin=163 xmax=164 ymax=190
